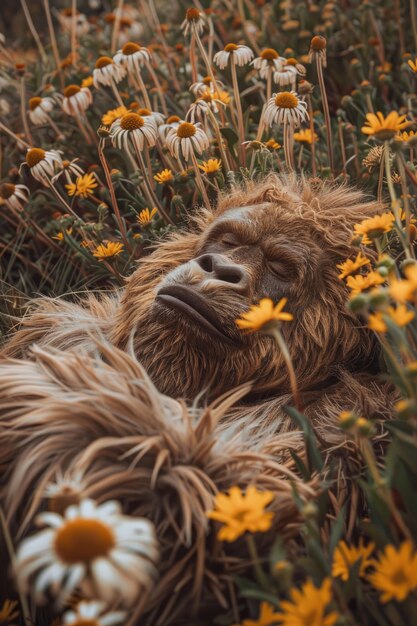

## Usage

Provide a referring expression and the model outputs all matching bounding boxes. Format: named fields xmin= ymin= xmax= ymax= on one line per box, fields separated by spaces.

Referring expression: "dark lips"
xmin=156 ymin=285 xmax=235 ymax=344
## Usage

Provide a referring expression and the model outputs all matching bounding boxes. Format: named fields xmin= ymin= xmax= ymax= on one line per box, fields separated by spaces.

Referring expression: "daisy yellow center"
xmin=122 ymin=41 xmax=141 ymax=55
xmin=137 ymin=107 xmax=151 ymax=116
xmin=186 ymin=7 xmax=201 ymax=21
xmin=177 ymin=122 xmax=196 ymax=138
xmin=64 ymin=85 xmax=81 ymax=98
xmin=26 ymin=148 xmax=46 ymax=168
xmin=0 ymin=183 xmax=16 ymax=199
xmin=202 ymin=76 xmax=212 ymax=85
xmin=70 ymin=622 xmax=98 ymax=626
xmin=200 ymin=91 xmax=213 ymax=102
xmin=120 ymin=112 xmax=145 ymax=130
xmin=225 ymin=43 xmax=239 ymax=52
xmin=54 ymin=518 xmax=115 ymax=563
xmin=29 ymin=97 xmax=42 ymax=111
xmin=286 ymin=57 xmax=298 ymax=66
xmin=311 ymin=35 xmax=327 ymax=51
xmin=274 ymin=92 xmax=298 ymax=108
xmin=391 ymin=569 xmax=407 ymax=584
xmin=261 ymin=48 xmax=279 ymax=60
xmin=167 ymin=115 xmax=180 ymax=123
xmin=95 ymin=56 xmax=113 ymax=69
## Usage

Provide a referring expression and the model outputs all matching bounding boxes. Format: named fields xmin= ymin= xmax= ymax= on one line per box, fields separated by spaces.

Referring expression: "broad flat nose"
xmin=194 ymin=253 xmax=250 ymax=293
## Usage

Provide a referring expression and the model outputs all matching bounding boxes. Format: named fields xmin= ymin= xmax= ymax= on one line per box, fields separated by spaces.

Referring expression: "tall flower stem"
xmin=283 ymin=119 xmax=294 ymax=171
xmin=19 ymin=76 xmax=33 ymax=145
xmin=134 ymin=73 xmax=152 ymax=110
xmin=246 ymin=535 xmax=270 ymax=589
xmin=315 ymin=57 xmax=335 ymax=177
xmin=110 ymin=78 xmax=125 ymax=107
xmin=111 ymin=0 xmax=124 ymax=53
xmin=71 ymin=0 xmax=77 ymax=65
xmin=306 ymin=95 xmax=316 ymax=176
xmin=191 ymin=152 xmax=211 ymax=209
xmin=98 ymin=140 xmax=131 ymax=249
xmin=46 ymin=180 xmax=79 ymax=219
xmin=412 ymin=0 xmax=417 ymax=52
xmin=0 ymin=121 xmax=30 ymax=148
xmin=230 ymin=59 xmax=246 ymax=166
xmin=146 ymin=64 xmax=169 ymax=116
xmin=270 ymin=327 xmax=301 ymax=411
xmin=133 ymin=144 xmax=174 ymax=225
xmin=207 ymin=108 xmax=232 ymax=171
xmin=20 ymin=0 xmax=48 ymax=64
xmin=43 ymin=0 xmax=64 ymax=89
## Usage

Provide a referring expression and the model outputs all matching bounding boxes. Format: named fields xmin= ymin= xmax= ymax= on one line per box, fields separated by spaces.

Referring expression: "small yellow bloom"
xmin=395 ymin=130 xmax=417 ymax=143
xmin=293 ymin=128 xmax=318 ymax=144
xmin=233 ymin=602 xmax=280 ymax=626
xmin=137 ymin=207 xmax=157 ymax=225
xmin=408 ymin=58 xmax=417 ymax=73
xmin=389 ymin=303 xmax=415 ymax=327
xmin=390 ymin=264 xmax=417 ymax=301
xmin=361 ymin=111 xmax=409 ymax=140
xmin=346 ymin=271 xmax=385 ymax=295
xmin=154 ymin=169 xmax=174 ymax=184
xmin=368 ymin=541 xmax=417 ymax=603
xmin=354 ymin=213 xmax=395 ymax=245
xmin=265 ymin=138 xmax=281 ymax=150
xmin=337 ymin=252 xmax=370 ymax=280
xmin=93 ymin=241 xmax=124 ymax=260
xmin=102 ymin=105 xmax=128 ymax=126
xmin=52 ymin=227 xmax=73 ymax=241
xmin=207 ymin=485 xmax=274 ymax=542
xmin=0 ymin=599 xmax=19 ymax=624
xmin=81 ymin=76 xmax=94 ymax=88
xmin=66 ymin=173 xmax=98 ymax=199
xmin=198 ymin=158 xmax=222 ymax=174
xmin=275 ymin=578 xmax=339 ymax=626
xmin=236 ymin=298 xmax=293 ymax=332
xmin=368 ymin=312 xmax=387 ymax=333
xmin=332 ymin=539 xmax=375 ymax=581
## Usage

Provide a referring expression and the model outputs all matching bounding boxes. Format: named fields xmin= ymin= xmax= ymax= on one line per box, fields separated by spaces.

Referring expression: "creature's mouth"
xmin=156 ymin=285 xmax=236 ymax=344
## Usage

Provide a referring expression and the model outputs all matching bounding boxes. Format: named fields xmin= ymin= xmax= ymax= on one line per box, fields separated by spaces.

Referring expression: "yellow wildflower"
xmin=236 ymin=298 xmax=293 ymax=332
xmin=368 ymin=312 xmax=388 ymax=333
xmin=368 ymin=541 xmax=417 ymax=603
xmin=81 ymin=76 xmax=94 ymax=88
xmin=101 ymin=105 xmax=128 ymax=126
xmin=93 ymin=241 xmax=124 ymax=260
xmin=265 ymin=139 xmax=281 ymax=150
xmin=337 ymin=252 xmax=370 ymax=280
xmin=66 ymin=173 xmax=98 ymax=198
xmin=353 ymin=212 xmax=395 ymax=245
xmin=233 ymin=602 xmax=280 ymax=626
xmin=390 ymin=264 xmax=417 ymax=301
xmin=293 ymin=128 xmax=318 ymax=144
xmin=361 ymin=111 xmax=409 ymax=140
xmin=52 ymin=227 xmax=73 ymax=241
xmin=332 ymin=539 xmax=375 ymax=581
xmin=198 ymin=158 xmax=222 ymax=174
xmin=395 ymin=130 xmax=417 ymax=143
xmin=346 ymin=271 xmax=385 ymax=295
xmin=206 ymin=485 xmax=274 ymax=542
xmin=0 ymin=599 xmax=19 ymax=624
xmin=407 ymin=58 xmax=417 ymax=73
xmin=275 ymin=578 xmax=339 ymax=626
xmin=154 ymin=169 xmax=174 ymax=184
xmin=137 ymin=207 xmax=157 ymax=225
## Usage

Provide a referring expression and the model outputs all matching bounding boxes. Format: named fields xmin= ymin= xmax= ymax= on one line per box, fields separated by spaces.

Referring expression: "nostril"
xmin=196 ymin=254 xmax=214 ymax=273
xmin=218 ymin=267 xmax=244 ymax=284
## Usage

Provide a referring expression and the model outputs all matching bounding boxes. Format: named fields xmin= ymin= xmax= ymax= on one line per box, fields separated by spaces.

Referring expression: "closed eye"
xmin=219 ymin=232 xmax=241 ymax=247
xmin=267 ymin=260 xmax=296 ymax=281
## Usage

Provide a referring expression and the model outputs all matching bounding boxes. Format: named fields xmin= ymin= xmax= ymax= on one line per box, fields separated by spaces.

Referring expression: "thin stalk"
xmin=230 ymin=59 xmax=246 ymax=166
xmin=191 ymin=152 xmax=211 ymax=209
xmin=207 ymin=108 xmax=232 ymax=171
xmin=110 ymin=78 xmax=125 ymax=107
xmin=43 ymin=0 xmax=64 ymax=88
xmin=134 ymin=72 xmax=152 ymax=109
xmin=98 ymin=140 xmax=131 ymax=249
xmin=338 ymin=120 xmax=347 ymax=171
xmin=377 ymin=152 xmax=384 ymax=203
xmin=146 ymin=64 xmax=169 ymax=116
xmin=71 ymin=0 xmax=77 ymax=65
xmin=111 ymin=0 xmax=124 ymax=53
xmin=189 ymin=33 xmax=198 ymax=83
xmin=46 ymin=179 xmax=79 ymax=219
xmin=19 ymin=77 xmax=32 ymax=145
xmin=283 ymin=119 xmax=294 ymax=171
xmin=0 ymin=121 xmax=30 ymax=147
xmin=246 ymin=534 xmax=270 ymax=589
xmin=20 ymin=0 xmax=48 ymax=64
xmin=270 ymin=326 xmax=301 ymax=410
xmin=44 ymin=112 xmax=63 ymax=139
xmin=316 ymin=56 xmax=335 ymax=176
xmin=307 ymin=95 xmax=316 ymax=176
xmin=412 ymin=0 xmax=417 ymax=52
xmin=133 ymin=144 xmax=174 ymax=225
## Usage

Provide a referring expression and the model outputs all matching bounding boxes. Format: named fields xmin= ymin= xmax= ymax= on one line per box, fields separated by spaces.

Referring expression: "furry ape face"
xmin=112 ymin=176 xmax=381 ymax=401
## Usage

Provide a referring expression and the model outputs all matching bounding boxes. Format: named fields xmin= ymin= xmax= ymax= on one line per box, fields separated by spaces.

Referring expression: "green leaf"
xmin=285 ymin=406 xmax=324 ymax=472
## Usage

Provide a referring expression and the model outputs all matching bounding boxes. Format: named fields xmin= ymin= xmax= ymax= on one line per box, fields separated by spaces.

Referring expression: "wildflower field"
xmin=2 ymin=0 xmax=417 ymax=625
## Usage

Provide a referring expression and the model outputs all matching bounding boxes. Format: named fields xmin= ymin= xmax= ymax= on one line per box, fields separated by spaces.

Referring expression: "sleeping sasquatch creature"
xmin=0 ymin=175 xmax=395 ymax=624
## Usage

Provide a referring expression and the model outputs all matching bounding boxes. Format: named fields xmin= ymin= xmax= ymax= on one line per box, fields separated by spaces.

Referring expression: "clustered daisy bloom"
xmin=62 ymin=84 xmax=93 ymax=115
xmin=165 ymin=121 xmax=209 ymax=160
xmin=110 ymin=112 xmax=157 ymax=153
xmin=23 ymin=147 xmax=63 ymax=183
xmin=0 ymin=182 xmax=29 ymax=210
xmin=28 ymin=96 xmax=55 ymax=125
xmin=361 ymin=111 xmax=409 ymax=140
xmin=264 ymin=91 xmax=308 ymax=129
xmin=214 ymin=43 xmax=254 ymax=70
xmin=207 ymin=486 xmax=274 ymax=542
xmin=236 ymin=298 xmax=293 ymax=332
xmin=93 ymin=241 xmax=124 ymax=260
xmin=93 ymin=56 xmax=126 ymax=87
xmin=16 ymin=498 xmax=159 ymax=605
xmin=137 ymin=207 xmax=157 ymax=225
xmin=114 ymin=41 xmax=151 ymax=76
xmin=66 ymin=172 xmax=98 ymax=198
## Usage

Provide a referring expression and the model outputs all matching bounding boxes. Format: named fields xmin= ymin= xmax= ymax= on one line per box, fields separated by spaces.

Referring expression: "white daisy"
xmin=132 ymin=106 xmax=165 ymax=127
xmin=52 ymin=158 xmax=85 ymax=184
xmin=15 ymin=498 xmax=159 ymax=606
xmin=165 ymin=121 xmax=209 ymax=161
xmin=62 ymin=85 xmax=93 ymax=116
xmin=58 ymin=9 xmax=90 ymax=37
xmin=63 ymin=600 xmax=125 ymax=626
xmin=28 ymin=96 xmax=55 ymax=125
xmin=251 ymin=48 xmax=286 ymax=78
xmin=110 ymin=112 xmax=158 ymax=154
xmin=23 ymin=148 xmax=63 ymax=184
xmin=273 ymin=60 xmax=305 ymax=89
xmin=181 ymin=7 xmax=205 ymax=36
xmin=158 ymin=115 xmax=181 ymax=140
xmin=93 ymin=56 xmax=126 ymax=88
xmin=263 ymin=91 xmax=308 ymax=129
xmin=113 ymin=42 xmax=151 ymax=78
xmin=0 ymin=182 xmax=29 ymax=210
xmin=213 ymin=43 xmax=254 ymax=70
xmin=44 ymin=470 xmax=87 ymax=515
xmin=190 ymin=77 xmax=224 ymax=97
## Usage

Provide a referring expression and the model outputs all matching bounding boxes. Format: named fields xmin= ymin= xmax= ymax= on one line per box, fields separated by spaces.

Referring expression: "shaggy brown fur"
xmin=0 ymin=174 xmax=397 ymax=623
